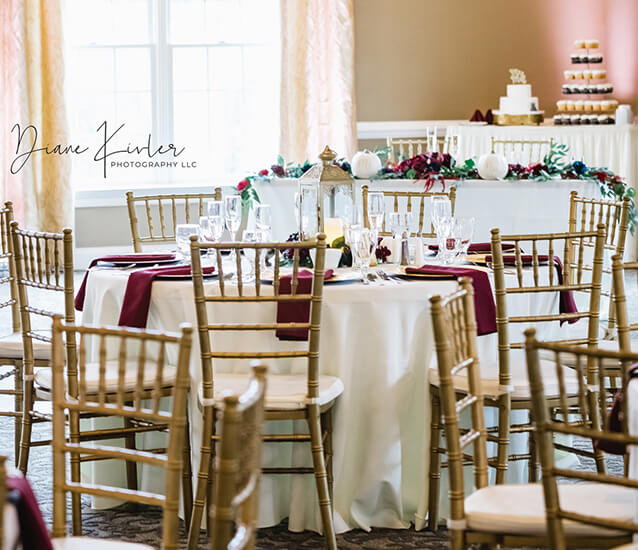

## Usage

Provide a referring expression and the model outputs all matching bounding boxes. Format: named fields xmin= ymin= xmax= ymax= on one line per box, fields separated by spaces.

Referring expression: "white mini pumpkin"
xmin=351 ymin=150 xmax=382 ymax=179
xmin=477 ymin=152 xmax=509 ymax=180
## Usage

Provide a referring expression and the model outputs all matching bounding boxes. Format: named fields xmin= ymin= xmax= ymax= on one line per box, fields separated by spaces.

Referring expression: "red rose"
xmin=237 ymin=179 xmax=249 ymax=192
xmin=259 ymin=169 xmax=269 ymax=176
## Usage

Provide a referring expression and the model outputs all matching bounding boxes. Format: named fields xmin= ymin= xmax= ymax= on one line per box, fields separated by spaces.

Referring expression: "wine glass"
xmin=207 ymin=200 xmax=223 ymax=219
xmin=455 ymin=217 xmax=475 ymax=262
xmin=224 ymin=195 xmax=242 ymax=240
xmin=367 ymin=192 xmax=385 ymax=233
xmin=254 ymin=204 xmax=272 ymax=242
xmin=175 ymin=224 xmax=200 ymax=262
xmin=431 ymin=196 xmax=452 ymax=234
xmin=436 ymin=216 xmax=461 ymax=265
xmin=350 ymin=226 xmax=374 ymax=283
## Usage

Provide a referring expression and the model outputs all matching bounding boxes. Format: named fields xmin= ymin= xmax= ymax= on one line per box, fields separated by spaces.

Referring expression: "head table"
xmin=251 ymin=178 xmax=604 ymax=254
xmin=79 ymin=260 xmax=565 ymax=533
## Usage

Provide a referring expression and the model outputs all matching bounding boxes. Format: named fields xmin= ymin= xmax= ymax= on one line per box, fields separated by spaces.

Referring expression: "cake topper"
xmin=509 ymin=68 xmax=527 ymax=84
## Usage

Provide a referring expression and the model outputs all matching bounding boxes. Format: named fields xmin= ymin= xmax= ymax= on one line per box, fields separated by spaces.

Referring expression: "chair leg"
xmin=69 ymin=409 xmax=82 ymax=536
xmin=495 ymin=394 xmax=510 ymax=485
xmin=186 ymin=406 xmax=215 ymax=550
xmin=205 ymin=420 xmax=216 ymax=536
xmin=17 ymin=378 xmax=34 ymax=474
xmin=182 ymin=411 xmax=193 ymax=527
xmin=427 ymin=389 xmax=442 ymax=531
xmin=13 ymin=361 xmax=23 ymax=466
xmin=307 ymin=403 xmax=337 ymax=550
xmin=123 ymin=415 xmax=138 ymax=492
xmin=321 ymin=410 xmax=334 ymax=505
xmin=528 ymin=415 xmax=537 ymax=483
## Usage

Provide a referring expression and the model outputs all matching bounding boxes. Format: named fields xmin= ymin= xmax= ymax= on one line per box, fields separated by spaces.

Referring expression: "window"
xmin=65 ymin=0 xmax=280 ymax=189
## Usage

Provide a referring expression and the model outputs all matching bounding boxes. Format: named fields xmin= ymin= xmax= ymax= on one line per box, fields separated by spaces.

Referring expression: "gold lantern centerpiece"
xmin=298 ymin=145 xmax=355 ymax=243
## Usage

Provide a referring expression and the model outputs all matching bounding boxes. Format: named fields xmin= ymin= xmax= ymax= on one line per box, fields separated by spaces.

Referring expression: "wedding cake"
xmin=493 ymin=69 xmax=544 ymax=125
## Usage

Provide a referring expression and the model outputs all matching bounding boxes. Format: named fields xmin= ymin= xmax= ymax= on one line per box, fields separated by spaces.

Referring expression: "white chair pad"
xmin=539 ymin=339 xmax=625 ymax=368
xmin=199 ymin=373 xmax=344 ymax=410
xmin=464 ymin=482 xmax=634 ymax=537
xmin=0 ymin=330 xmax=50 ymax=360
xmin=429 ymin=351 xmax=579 ymax=399
xmin=34 ymin=361 xmax=177 ymax=399
xmin=53 ymin=537 xmax=153 ymax=549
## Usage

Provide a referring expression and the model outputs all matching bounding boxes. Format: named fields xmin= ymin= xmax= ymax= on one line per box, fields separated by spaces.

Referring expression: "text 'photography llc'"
xmin=10 ymin=121 xmax=197 ymax=178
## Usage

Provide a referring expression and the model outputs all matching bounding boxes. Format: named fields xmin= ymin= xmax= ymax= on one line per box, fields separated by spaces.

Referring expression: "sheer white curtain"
xmin=279 ymin=0 xmax=357 ymax=164
xmin=0 ymin=0 xmax=71 ymax=232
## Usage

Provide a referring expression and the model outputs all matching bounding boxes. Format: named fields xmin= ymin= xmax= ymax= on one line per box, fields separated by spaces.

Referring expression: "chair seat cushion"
xmin=539 ymin=339 xmax=624 ymax=369
xmin=0 ymin=330 xmax=51 ymax=360
xmin=429 ymin=351 xmax=579 ymax=399
xmin=53 ymin=537 xmax=153 ymax=549
xmin=199 ymin=373 xmax=344 ymax=410
xmin=34 ymin=361 xmax=177 ymax=399
xmin=464 ymin=482 xmax=634 ymax=537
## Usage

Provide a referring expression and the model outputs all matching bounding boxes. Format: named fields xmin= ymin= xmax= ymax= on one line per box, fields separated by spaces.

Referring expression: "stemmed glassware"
xmin=350 ymin=226 xmax=374 ymax=283
xmin=455 ymin=217 xmax=475 ymax=262
xmin=367 ymin=192 xmax=385 ymax=263
xmin=431 ymin=196 xmax=452 ymax=234
xmin=175 ymin=224 xmax=200 ymax=263
xmin=254 ymin=204 xmax=272 ymax=242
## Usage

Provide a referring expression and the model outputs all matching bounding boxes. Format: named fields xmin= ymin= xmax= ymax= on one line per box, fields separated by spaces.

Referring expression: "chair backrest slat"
xmin=0 ymin=203 xmax=19 ymax=332
xmin=126 ymin=189 xmax=222 ymax=252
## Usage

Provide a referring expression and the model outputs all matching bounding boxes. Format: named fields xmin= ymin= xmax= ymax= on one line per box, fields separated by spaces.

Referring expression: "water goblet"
xmin=175 ymin=224 xmax=200 ymax=262
xmin=431 ymin=196 xmax=452 ymax=234
xmin=350 ymin=226 xmax=374 ymax=283
xmin=207 ymin=200 xmax=223 ymax=219
xmin=455 ymin=217 xmax=475 ymax=262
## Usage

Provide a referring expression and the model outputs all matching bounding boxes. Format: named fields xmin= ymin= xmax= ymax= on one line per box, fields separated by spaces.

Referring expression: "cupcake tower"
xmin=554 ymin=39 xmax=616 ymax=125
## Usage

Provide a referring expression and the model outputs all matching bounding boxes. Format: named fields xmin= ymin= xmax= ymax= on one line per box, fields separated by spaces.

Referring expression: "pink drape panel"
xmin=280 ymin=0 xmax=357 ymax=164
xmin=0 ymin=0 xmax=71 ymax=232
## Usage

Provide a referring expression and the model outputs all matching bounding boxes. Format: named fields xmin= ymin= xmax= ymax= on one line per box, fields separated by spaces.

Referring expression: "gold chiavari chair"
xmin=126 ymin=188 xmax=222 ymax=252
xmin=490 ymin=136 xmax=553 ymax=165
xmin=0 ymin=202 xmax=33 ymax=461
xmin=491 ymin=225 xmax=606 ymax=477
xmin=386 ymin=130 xmax=438 ymax=162
xmin=10 ymin=222 xmax=76 ymax=474
xmin=440 ymin=129 xmax=459 ymax=156
xmin=525 ymin=329 xmax=638 ymax=550
xmin=426 ymin=226 xmax=606 ymax=530
xmin=611 ymin=255 xmax=638 ymax=356
xmin=0 ymin=454 xmax=6 ymax=544
xmin=210 ymin=363 xmax=267 ymax=550
xmin=568 ymin=192 xmax=630 ymax=333
xmin=50 ymin=317 xmax=193 ymax=549
xmin=362 ymin=184 xmax=457 ymax=239
xmin=186 ymin=234 xmax=342 ymax=550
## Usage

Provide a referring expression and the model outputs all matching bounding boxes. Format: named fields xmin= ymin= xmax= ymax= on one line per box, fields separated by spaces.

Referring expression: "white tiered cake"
xmin=493 ymin=69 xmax=544 ymax=125
xmin=499 ymin=84 xmax=539 ymax=114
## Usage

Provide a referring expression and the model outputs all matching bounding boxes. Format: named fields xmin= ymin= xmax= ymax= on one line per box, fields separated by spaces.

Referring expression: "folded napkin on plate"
xmin=594 ymin=363 xmax=638 ymax=455
xmin=485 ymin=254 xmax=579 ymax=324
xmin=75 ymin=253 xmax=176 ymax=311
xmin=276 ymin=270 xmax=334 ymax=341
xmin=404 ymin=265 xmax=496 ymax=335
xmin=7 ymin=474 xmax=54 ymax=550
xmin=118 ymin=265 xmax=215 ymax=329
xmin=428 ymin=242 xmax=516 ymax=253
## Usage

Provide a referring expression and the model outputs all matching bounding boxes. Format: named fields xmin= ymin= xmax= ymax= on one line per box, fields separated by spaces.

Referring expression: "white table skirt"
xmin=79 ymin=263 xmax=563 ymax=533
xmin=251 ymin=178 xmax=603 ymax=254
xmin=627 ymin=379 xmax=638 ymax=533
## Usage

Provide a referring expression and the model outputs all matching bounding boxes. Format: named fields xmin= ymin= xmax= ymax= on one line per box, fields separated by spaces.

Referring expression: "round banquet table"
xmin=79 ymin=263 xmax=561 ymax=533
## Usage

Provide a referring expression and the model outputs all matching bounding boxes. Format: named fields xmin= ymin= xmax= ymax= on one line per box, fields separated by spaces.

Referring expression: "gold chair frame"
xmin=186 ymin=234 xmax=338 ymax=550
xmin=211 ymin=363 xmax=267 ymax=550
xmin=362 ymin=184 xmax=457 ymax=239
xmin=126 ymin=188 xmax=222 ymax=252
xmin=525 ymin=329 xmax=638 ymax=550
xmin=490 ymin=137 xmax=554 ymax=165
xmin=0 ymin=202 xmax=22 ymax=461
xmin=50 ymin=317 xmax=192 ymax=549
xmin=386 ymin=133 xmax=438 ymax=162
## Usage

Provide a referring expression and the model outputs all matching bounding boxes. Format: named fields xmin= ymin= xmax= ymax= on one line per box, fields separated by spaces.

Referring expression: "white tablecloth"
xmin=80 ymin=263 xmax=561 ymax=533
xmin=627 ymin=378 xmax=638 ymax=532
xmin=251 ymin=178 xmax=602 ymax=251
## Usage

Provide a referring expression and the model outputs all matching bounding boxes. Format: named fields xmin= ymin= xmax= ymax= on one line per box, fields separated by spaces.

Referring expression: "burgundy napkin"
xmin=276 ymin=270 xmax=334 ymax=341
xmin=428 ymin=242 xmax=516 ymax=253
xmin=404 ymin=265 xmax=496 ymax=335
xmin=485 ymin=109 xmax=494 ymax=124
xmin=594 ymin=363 xmax=638 ymax=455
xmin=485 ymin=254 xmax=579 ymax=324
xmin=75 ymin=254 xmax=176 ymax=311
xmin=470 ymin=109 xmax=484 ymax=122
xmin=118 ymin=264 xmax=215 ymax=329
xmin=7 ymin=474 xmax=54 ymax=550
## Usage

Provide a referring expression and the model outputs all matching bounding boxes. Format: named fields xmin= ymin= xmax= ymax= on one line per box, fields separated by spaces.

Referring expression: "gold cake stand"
xmin=493 ymin=111 xmax=545 ymax=126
